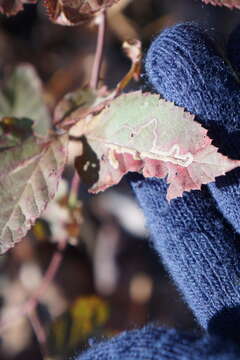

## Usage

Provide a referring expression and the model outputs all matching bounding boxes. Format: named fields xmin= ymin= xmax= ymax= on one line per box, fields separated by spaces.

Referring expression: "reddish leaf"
xmin=0 ymin=134 xmax=68 ymax=253
xmin=202 ymin=0 xmax=240 ymax=9
xmin=0 ymin=0 xmax=36 ymax=16
xmin=74 ymin=92 xmax=240 ymax=201
xmin=44 ymin=0 xmax=120 ymax=26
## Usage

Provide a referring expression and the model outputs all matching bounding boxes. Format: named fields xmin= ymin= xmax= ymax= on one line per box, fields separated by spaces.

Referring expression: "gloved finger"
xmin=78 ymin=324 xmax=240 ymax=360
xmin=227 ymin=24 xmax=240 ymax=74
xmin=145 ymin=22 xmax=240 ymax=241
xmin=130 ymin=174 xmax=240 ymax=334
xmin=130 ymin=22 xmax=240 ymax=335
xmin=145 ymin=22 xmax=240 ymax=131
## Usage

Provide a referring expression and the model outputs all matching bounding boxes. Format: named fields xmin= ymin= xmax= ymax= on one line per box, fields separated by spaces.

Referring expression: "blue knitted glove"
xmin=76 ymin=23 xmax=240 ymax=359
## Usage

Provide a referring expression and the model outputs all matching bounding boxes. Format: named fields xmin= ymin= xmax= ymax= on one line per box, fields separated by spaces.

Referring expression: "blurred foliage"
xmin=48 ymin=295 xmax=110 ymax=358
xmin=0 ymin=1 xmax=239 ymax=360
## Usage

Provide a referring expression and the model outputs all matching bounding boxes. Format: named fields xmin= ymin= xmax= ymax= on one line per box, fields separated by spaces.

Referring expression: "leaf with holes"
xmin=0 ymin=64 xmax=51 ymax=139
xmin=0 ymin=0 xmax=37 ymax=16
xmin=202 ymin=0 xmax=240 ymax=9
xmin=44 ymin=0 xmax=120 ymax=26
xmin=74 ymin=91 xmax=240 ymax=201
xmin=0 ymin=134 xmax=68 ymax=254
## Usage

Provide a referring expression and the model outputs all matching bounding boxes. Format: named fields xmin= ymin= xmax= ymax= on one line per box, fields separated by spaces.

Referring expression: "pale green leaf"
xmin=75 ymin=91 xmax=240 ymax=200
xmin=0 ymin=64 xmax=51 ymax=139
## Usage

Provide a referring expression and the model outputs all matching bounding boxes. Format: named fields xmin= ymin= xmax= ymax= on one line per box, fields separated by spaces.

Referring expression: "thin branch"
xmin=90 ymin=10 xmax=107 ymax=90
xmin=27 ymin=310 xmax=49 ymax=360
xmin=0 ymin=238 xmax=67 ymax=334
xmin=0 ymin=168 xmax=81 ymax=334
xmin=69 ymin=171 xmax=80 ymax=207
xmin=25 ymin=239 xmax=67 ymax=315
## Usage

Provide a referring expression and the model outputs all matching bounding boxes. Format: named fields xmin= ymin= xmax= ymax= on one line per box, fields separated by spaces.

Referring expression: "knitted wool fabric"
xmin=76 ymin=23 xmax=240 ymax=359
xmin=78 ymin=325 xmax=240 ymax=359
xmin=144 ymin=22 xmax=240 ymax=236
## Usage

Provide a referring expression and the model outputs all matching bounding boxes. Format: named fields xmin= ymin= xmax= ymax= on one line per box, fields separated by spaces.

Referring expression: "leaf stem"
xmin=90 ymin=10 xmax=107 ymax=90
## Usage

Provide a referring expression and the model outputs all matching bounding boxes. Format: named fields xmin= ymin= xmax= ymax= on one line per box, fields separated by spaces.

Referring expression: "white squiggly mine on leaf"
xmin=74 ymin=91 xmax=240 ymax=201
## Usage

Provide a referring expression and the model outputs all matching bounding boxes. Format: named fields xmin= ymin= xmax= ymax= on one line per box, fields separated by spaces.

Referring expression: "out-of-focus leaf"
xmin=0 ymin=117 xmax=34 ymax=149
xmin=0 ymin=0 xmax=36 ymax=16
xmin=48 ymin=296 xmax=109 ymax=357
xmin=54 ymin=87 xmax=98 ymax=127
xmin=41 ymin=178 xmax=83 ymax=244
xmin=0 ymin=65 xmax=51 ymax=139
xmin=44 ymin=0 xmax=120 ymax=26
xmin=0 ymin=133 xmax=68 ymax=254
xmin=55 ymin=86 xmax=113 ymax=130
xmin=202 ymin=0 xmax=240 ymax=8
xmin=74 ymin=91 xmax=240 ymax=200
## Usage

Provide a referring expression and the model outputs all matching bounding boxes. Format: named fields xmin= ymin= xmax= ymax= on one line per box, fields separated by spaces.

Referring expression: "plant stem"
xmin=69 ymin=171 xmax=80 ymax=206
xmin=27 ymin=309 xmax=49 ymax=360
xmin=0 ymin=164 xmax=82 ymax=335
xmin=0 ymin=238 xmax=67 ymax=334
xmin=25 ymin=239 xmax=67 ymax=315
xmin=90 ymin=10 xmax=107 ymax=90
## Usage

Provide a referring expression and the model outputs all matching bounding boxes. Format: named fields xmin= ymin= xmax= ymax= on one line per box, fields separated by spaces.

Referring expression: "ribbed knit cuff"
xmin=77 ymin=324 xmax=240 ymax=359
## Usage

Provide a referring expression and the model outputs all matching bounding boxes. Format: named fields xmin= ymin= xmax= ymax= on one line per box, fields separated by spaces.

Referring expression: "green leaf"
xmin=0 ymin=134 xmax=68 ymax=254
xmin=48 ymin=296 xmax=109 ymax=358
xmin=0 ymin=65 xmax=51 ymax=139
xmin=74 ymin=91 xmax=240 ymax=200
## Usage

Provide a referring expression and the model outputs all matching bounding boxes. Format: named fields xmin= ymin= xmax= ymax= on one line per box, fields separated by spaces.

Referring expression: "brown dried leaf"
xmin=115 ymin=39 xmax=142 ymax=93
xmin=0 ymin=0 xmax=36 ymax=16
xmin=44 ymin=0 xmax=120 ymax=26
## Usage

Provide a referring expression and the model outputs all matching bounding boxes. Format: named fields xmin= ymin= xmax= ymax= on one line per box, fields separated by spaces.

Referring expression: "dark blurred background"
xmin=0 ymin=1 xmax=240 ymax=359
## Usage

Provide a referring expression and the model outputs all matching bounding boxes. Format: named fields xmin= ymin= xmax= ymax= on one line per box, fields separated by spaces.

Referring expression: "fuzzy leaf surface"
xmin=0 ymin=65 xmax=51 ymax=139
xmin=0 ymin=134 xmax=68 ymax=254
xmin=75 ymin=92 xmax=240 ymax=200
xmin=202 ymin=0 xmax=240 ymax=9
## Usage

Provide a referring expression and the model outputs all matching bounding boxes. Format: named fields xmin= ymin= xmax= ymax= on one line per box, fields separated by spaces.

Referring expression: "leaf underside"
xmin=202 ymin=0 xmax=240 ymax=9
xmin=75 ymin=92 xmax=240 ymax=201
xmin=0 ymin=134 xmax=68 ymax=254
